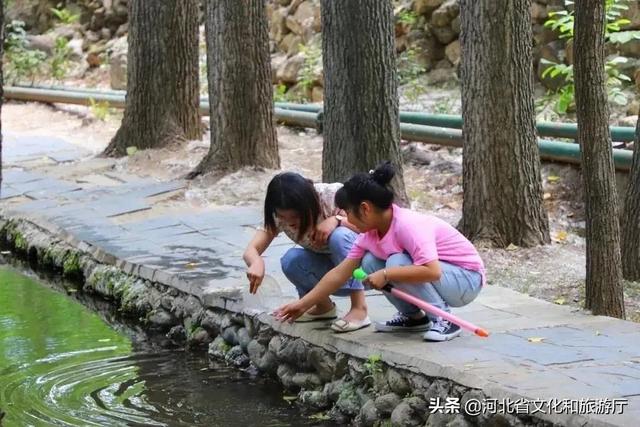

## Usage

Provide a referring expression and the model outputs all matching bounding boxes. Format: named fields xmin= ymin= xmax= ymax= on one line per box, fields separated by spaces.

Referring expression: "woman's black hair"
xmin=264 ymin=172 xmax=320 ymax=240
xmin=335 ymin=161 xmax=395 ymax=214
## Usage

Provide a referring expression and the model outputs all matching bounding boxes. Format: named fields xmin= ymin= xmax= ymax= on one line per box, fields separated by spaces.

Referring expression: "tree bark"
xmin=459 ymin=0 xmax=550 ymax=248
xmin=190 ymin=0 xmax=279 ymax=176
xmin=320 ymin=0 xmax=407 ymax=201
xmin=622 ymin=114 xmax=640 ymax=280
xmin=574 ymin=0 xmax=625 ymax=318
xmin=103 ymin=0 xmax=201 ymax=157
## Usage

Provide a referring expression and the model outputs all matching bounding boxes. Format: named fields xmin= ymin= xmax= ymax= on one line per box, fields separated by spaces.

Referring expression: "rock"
xmin=68 ymin=39 xmax=84 ymax=60
xmin=426 ymin=67 xmax=456 ymax=85
xmin=451 ymin=15 xmax=461 ymax=35
xmin=403 ymin=143 xmax=434 ymax=166
xmin=335 ymin=383 xmax=361 ymax=417
xmin=208 ymin=336 xmax=229 ymax=359
xmin=147 ymin=308 xmax=177 ymax=330
xmin=430 ymin=25 xmax=456 ymax=45
xmin=375 ymin=393 xmax=402 ymax=417
xmin=347 ymin=358 xmax=367 ymax=383
xmin=627 ymin=101 xmax=640 ymax=116
xmin=323 ymin=379 xmax=346 ymax=402
xmin=187 ymin=327 xmax=211 ymax=348
xmin=359 ymin=399 xmax=380 ymax=427
xmin=622 ymin=0 xmax=640 ymax=30
xmin=311 ymin=86 xmax=324 ymax=102
xmin=247 ymin=339 xmax=278 ymax=373
xmin=237 ymin=327 xmax=251 ymax=352
xmin=271 ymin=53 xmax=288 ymax=83
xmin=386 ymin=369 xmax=411 ymax=396
xmin=619 ymin=39 xmax=640 ymax=58
xmin=26 ymin=34 xmax=56 ymax=54
xmin=254 ymin=323 xmax=274 ymax=345
xmin=225 ymin=345 xmax=250 ymax=368
xmin=100 ymin=28 xmax=112 ymax=40
xmin=52 ymin=25 xmax=78 ymax=41
xmin=308 ymin=347 xmax=335 ymax=381
xmin=268 ymin=335 xmax=285 ymax=354
xmin=277 ymin=338 xmax=310 ymax=368
xmin=222 ymin=325 xmax=240 ymax=346
xmin=424 ymin=380 xmax=451 ymax=403
xmin=447 ymin=414 xmax=473 ymax=427
xmin=116 ymin=23 xmax=129 ymax=37
xmin=414 ymin=0 xmax=445 ymax=15
xmin=292 ymin=372 xmax=322 ymax=389
xmin=276 ymin=52 xmax=305 ymax=83
xmin=444 ymin=40 xmax=461 ymax=66
xmin=430 ymin=0 xmax=459 ymax=27
xmin=200 ymin=309 xmax=223 ymax=337
xmin=270 ymin=7 xmax=289 ymax=42
xmin=299 ymin=390 xmax=330 ymax=410
xmin=286 ymin=1 xmax=316 ymax=36
xmin=425 ymin=412 xmax=455 ymax=426
xmin=167 ymin=325 xmax=187 ymax=344
xmin=531 ymin=2 xmax=548 ymax=22
xmin=618 ymin=115 xmax=639 ymax=127
xmin=278 ymin=0 xmax=293 ymax=5
xmin=277 ymin=364 xmax=298 ymax=390
xmin=390 ymin=401 xmax=422 ymax=427
xmin=108 ymin=36 xmax=128 ymax=89
xmin=280 ymin=33 xmax=303 ymax=56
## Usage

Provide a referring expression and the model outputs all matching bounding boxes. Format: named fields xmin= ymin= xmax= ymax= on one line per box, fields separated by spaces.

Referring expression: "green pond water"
xmin=0 ymin=266 xmax=321 ymax=426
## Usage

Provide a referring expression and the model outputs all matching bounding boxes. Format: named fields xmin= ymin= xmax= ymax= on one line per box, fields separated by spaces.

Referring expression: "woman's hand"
xmin=247 ymin=258 xmax=265 ymax=294
xmin=273 ymin=300 xmax=308 ymax=323
xmin=363 ymin=270 xmax=387 ymax=290
xmin=313 ymin=216 xmax=339 ymax=247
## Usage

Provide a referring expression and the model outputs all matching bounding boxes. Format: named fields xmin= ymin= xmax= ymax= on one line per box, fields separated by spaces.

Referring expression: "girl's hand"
xmin=313 ymin=216 xmax=339 ymax=247
xmin=273 ymin=300 xmax=308 ymax=323
xmin=363 ymin=270 xmax=387 ymax=290
xmin=247 ymin=259 xmax=265 ymax=294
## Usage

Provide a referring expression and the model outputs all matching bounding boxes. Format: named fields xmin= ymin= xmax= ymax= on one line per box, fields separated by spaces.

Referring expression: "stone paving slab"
xmin=1 ymin=137 xmax=639 ymax=426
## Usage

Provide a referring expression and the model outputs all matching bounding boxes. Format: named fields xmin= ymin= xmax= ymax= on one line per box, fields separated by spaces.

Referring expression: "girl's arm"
xmin=243 ymin=229 xmax=276 ymax=294
xmin=275 ymin=257 xmax=361 ymax=322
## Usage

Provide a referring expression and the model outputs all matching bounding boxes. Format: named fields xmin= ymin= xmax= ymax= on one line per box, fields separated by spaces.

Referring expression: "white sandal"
xmin=330 ymin=316 xmax=372 ymax=333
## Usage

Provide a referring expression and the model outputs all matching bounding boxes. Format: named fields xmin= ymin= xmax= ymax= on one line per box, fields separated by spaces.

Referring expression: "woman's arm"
xmin=243 ymin=229 xmax=276 ymax=294
xmin=274 ymin=257 xmax=361 ymax=322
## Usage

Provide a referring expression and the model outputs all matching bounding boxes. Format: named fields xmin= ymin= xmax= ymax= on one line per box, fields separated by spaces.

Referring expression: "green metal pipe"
xmin=398 ymin=123 xmax=632 ymax=171
xmin=4 ymin=85 xmax=631 ymax=171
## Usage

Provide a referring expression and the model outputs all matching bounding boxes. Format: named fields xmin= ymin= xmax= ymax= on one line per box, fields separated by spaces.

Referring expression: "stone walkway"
xmin=1 ymin=135 xmax=639 ymax=426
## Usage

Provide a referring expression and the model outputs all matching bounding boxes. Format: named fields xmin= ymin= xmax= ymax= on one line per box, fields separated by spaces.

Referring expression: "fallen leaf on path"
xmin=528 ymin=337 xmax=545 ymax=343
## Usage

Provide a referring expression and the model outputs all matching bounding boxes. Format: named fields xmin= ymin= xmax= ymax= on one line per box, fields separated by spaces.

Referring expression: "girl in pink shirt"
xmin=276 ymin=162 xmax=485 ymax=341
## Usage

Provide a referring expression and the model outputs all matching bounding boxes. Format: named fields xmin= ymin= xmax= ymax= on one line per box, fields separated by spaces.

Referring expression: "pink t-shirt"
xmin=347 ymin=204 xmax=485 ymax=283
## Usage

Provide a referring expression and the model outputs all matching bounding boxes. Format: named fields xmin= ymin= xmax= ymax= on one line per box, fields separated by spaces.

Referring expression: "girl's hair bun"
xmin=370 ymin=161 xmax=395 ymax=186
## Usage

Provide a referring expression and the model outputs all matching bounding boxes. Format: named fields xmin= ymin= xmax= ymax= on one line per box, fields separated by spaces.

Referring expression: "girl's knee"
xmin=361 ymin=252 xmax=384 ymax=273
xmin=386 ymin=252 xmax=413 ymax=268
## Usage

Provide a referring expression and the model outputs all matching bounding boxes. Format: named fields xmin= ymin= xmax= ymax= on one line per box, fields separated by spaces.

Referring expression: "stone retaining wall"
xmin=0 ymin=216 xmax=551 ymax=427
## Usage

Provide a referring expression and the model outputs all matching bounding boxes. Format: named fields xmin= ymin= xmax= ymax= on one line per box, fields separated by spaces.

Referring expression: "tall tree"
xmin=320 ymin=0 xmax=407 ymax=201
xmin=103 ymin=0 xmax=201 ymax=156
xmin=459 ymin=0 xmax=550 ymax=247
xmin=622 ymin=114 xmax=640 ymax=281
xmin=574 ymin=0 xmax=625 ymax=318
xmin=189 ymin=0 xmax=279 ymax=176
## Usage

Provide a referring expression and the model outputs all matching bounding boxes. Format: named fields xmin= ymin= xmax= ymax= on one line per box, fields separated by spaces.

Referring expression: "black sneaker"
xmin=423 ymin=317 xmax=462 ymax=341
xmin=374 ymin=312 xmax=431 ymax=332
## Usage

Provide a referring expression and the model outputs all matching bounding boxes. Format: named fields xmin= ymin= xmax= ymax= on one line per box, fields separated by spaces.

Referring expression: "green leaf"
xmin=126 ymin=146 xmax=138 ymax=156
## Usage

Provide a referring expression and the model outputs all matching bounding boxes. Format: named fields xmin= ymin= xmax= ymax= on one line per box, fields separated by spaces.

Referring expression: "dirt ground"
xmin=3 ymin=100 xmax=640 ymax=321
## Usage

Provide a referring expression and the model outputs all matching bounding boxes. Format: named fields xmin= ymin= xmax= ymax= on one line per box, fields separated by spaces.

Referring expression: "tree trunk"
xmin=574 ymin=0 xmax=625 ymax=318
xmin=321 ymin=0 xmax=407 ymax=201
xmin=190 ymin=0 xmax=279 ymax=176
xmin=103 ymin=0 xmax=201 ymax=157
xmin=622 ymin=114 xmax=640 ymax=280
xmin=459 ymin=0 xmax=550 ymax=248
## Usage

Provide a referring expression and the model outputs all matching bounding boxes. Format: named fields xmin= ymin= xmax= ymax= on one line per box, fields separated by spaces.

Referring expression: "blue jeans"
xmin=280 ymin=226 xmax=363 ymax=297
xmin=361 ymin=252 xmax=482 ymax=319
